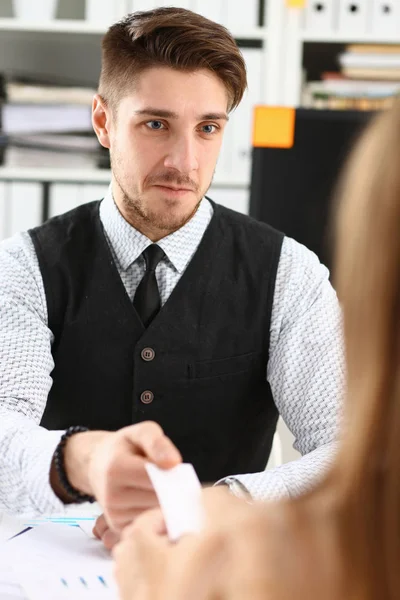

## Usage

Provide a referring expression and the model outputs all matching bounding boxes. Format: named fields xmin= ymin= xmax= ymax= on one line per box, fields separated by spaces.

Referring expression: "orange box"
xmin=252 ymin=106 xmax=296 ymax=149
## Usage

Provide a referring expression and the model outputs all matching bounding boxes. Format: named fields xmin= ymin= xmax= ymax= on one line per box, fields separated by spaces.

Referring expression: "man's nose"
xmin=163 ymin=135 xmax=199 ymax=173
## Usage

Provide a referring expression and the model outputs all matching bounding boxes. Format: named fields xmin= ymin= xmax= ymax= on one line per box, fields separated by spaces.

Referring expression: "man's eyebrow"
xmin=134 ymin=108 xmax=179 ymax=118
xmin=134 ymin=108 xmax=229 ymax=121
xmin=200 ymin=112 xmax=229 ymax=122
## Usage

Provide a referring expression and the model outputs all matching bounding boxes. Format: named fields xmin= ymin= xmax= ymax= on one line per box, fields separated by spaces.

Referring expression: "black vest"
xmin=29 ymin=199 xmax=283 ymax=483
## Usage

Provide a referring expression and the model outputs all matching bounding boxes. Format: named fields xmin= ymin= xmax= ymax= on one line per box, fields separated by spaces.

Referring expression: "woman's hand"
xmin=112 ymin=507 xmax=169 ymax=600
xmin=112 ymin=486 xmax=264 ymax=600
xmin=112 ymin=484 xmax=332 ymax=600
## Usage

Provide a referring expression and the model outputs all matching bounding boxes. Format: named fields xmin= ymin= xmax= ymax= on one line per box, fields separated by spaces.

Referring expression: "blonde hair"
xmin=318 ymin=101 xmax=400 ymax=599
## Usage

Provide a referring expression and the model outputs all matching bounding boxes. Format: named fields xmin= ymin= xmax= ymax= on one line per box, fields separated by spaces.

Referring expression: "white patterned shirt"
xmin=0 ymin=188 xmax=344 ymax=515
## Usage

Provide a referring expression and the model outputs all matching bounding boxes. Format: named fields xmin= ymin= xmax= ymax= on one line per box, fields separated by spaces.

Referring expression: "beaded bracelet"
xmin=54 ymin=425 xmax=95 ymax=504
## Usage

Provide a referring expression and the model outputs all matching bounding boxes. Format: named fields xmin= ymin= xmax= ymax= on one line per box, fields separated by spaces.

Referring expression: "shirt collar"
xmin=99 ymin=185 xmax=213 ymax=274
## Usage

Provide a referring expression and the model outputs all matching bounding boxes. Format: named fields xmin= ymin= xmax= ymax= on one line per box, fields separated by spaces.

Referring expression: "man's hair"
xmin=99 ymin=7 xmax=247 ymax=112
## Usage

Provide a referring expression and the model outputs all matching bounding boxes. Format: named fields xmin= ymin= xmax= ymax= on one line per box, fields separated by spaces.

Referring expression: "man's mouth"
xmin=154 ymin=184 xmax=194 ymax=193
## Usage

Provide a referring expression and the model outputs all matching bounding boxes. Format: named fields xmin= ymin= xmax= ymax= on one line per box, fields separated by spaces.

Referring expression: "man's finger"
xmin=93 ymin=513 xmax=108 ymax=539
xmin=101 ymin=527 xmax=121 ymax=550
xmin=122 ymin=422 xmax=182 ymax=468
xmin=103 ymin=454 xmax=156 ymax=491
xmin=122 ymin=507 xmax=167 ymax=539
xmin=106 ymin=487 xmax=159 ymax=509
xmin=105 ymin=508 xmax=155 ymax=532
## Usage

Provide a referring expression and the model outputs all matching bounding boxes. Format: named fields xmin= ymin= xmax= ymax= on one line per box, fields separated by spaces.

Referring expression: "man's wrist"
xmin=64 ymin=429 xmax=107 ymax=495
xmin=218 ymin=477 xmax=253 ymax=503
xmin=50 ymin=429 xmax=107 ymax=502
xmin=52 ymin=427 xmax=95 ymax=503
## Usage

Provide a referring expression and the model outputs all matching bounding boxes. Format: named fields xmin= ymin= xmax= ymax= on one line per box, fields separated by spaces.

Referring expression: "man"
xmin=0 ymin=7 xmax=343 ymax=534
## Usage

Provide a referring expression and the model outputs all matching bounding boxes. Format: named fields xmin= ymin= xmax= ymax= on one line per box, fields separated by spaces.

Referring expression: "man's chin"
xmin=148 ymin=200 xmax=201 ymax=231
xmin=148 ymin=212 xmax=192 ymax=233
xmin=122 ymin=189 xmax=202 ymax=233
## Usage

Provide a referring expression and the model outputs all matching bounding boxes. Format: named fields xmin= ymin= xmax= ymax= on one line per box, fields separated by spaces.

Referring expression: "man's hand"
xmin=93 ymin=514 xmax=120 ymax=549
xmin=51 ymin=421 xmax=182 ymax=532
xmin=93 ymin=506 xmax=167 ymax=549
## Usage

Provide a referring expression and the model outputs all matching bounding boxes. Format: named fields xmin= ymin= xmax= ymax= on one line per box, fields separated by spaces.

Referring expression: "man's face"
xmin=96 ymin=67 xmax=229 ymax=235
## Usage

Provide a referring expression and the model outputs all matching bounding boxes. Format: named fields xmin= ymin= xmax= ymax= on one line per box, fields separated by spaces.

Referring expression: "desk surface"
xmin=0 ymin=503 xmax=101 ymax=542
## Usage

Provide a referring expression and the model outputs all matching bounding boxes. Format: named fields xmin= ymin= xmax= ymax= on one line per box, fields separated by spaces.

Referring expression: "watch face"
xmin=228 ymin=479 xmax=252 ymax=502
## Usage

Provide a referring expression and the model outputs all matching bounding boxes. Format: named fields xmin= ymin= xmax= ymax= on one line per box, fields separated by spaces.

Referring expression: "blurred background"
xmin=1 ymin=0 xmax=398 ymax=465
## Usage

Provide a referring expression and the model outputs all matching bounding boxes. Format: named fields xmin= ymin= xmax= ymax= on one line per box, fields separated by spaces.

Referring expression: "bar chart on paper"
xmin=0 ymin=524 xmax=117 ymax=599
xmin=18 ymin=571 xmax=116 ymax=600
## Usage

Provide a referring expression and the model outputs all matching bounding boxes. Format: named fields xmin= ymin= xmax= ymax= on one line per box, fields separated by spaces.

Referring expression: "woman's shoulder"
xmin=254 ymin=494 xmax=342 ymax=600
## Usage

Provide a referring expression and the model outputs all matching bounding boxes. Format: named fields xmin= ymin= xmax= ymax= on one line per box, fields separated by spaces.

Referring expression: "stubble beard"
xmin=111 ymin=155 xmax=211 ymax=235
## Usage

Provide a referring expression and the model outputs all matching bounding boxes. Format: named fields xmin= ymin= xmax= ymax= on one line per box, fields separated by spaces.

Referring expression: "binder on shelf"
xmin=192 ymin=0 xmax=224 ymax=24
xmin=208 ymin=186 xmax=249 ymax=215
xmin=303 ymin=0 xmax=336 ymax=34
xmin=226 ymin=0 xmax=258 ymax=30
xmin=49 ymin=184 xmax=81 ymax=219
xmin=0 ymin=183 xmax=9 ymax=242
xmin=85 ymin=0 xmax=128 ymax=23
xmin=129 ymin=1 xmax=162 ymax=11
xmin=81 ymin=184 xmax=110 ymax=204
xmin=116 ymin=0 xmax=129 ymax=18
xmin=9 ymin=182 xmax=42 ymax=236
xmin=159 ymin=0 xmax=193 ymax=8
xmin=215 ymin=120 xmax=233 ymax=183
xmin=129 ymin=0 xmax=256 ymax=28
xmin=4 ymin=134 xmax=100 ymax=170
xmin=215 ymin=47 xmax=263 ymax=186
xmin=371 ymin=0 xmax=399 ymax=37
xmin=2 ymin=104 xmax=92 ymax=135
xmin=229 ymin=48 xmax=263 ymax=184
xmin=338 ymin=0 xmax=369 ymax=34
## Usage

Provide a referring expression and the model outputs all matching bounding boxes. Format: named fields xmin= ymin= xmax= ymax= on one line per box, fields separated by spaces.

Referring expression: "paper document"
xmin=2 ymin=104 xmax=92 ymax=134
xmin=0 ymin=523 xmax=117 ymax=599
xmin=0 ymin=513 xmax=29 ymax=543
xmin=0 ymin=506 xmax=99 ymax=542
xmin=0 ymin=563 xmax=26 ymax=600
xmin=146 ymin=462 xmax=204 ymax=542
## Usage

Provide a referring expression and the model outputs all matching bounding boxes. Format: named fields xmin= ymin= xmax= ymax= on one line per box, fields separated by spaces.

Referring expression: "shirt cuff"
xmin=21 ymin=428 xmax=67 ymax=517
xmin=230 ymin=472 xmax=290 ymax=502
xmin=216 ymin=472 xmax=289 ymax=502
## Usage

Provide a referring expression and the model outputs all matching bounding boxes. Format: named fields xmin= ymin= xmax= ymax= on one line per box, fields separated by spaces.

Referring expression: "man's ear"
xmin=92 ymin=94 xmax=111 ymax=149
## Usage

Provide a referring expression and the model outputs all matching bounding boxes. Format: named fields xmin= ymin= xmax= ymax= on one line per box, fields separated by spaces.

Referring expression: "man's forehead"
xmin=126 ymin=66 xmax=229 ymax=104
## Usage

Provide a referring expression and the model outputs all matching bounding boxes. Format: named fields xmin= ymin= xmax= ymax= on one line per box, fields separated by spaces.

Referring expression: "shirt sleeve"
xmin=0 ymin=232 xmax=65 ymax=515
xmin=219 ymin=236 xmax=345 ymax=501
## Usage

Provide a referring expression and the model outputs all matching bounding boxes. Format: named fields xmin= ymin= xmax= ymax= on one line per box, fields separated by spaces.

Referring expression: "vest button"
xmin=141 ymin=347 xmax=155 ymax=361
xmin=140 ymin=390 xmax=154 ymax=404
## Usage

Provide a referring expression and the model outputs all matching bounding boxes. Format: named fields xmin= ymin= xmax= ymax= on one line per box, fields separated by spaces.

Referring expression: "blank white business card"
xmin=145 ymin=463 xmax=204 ymax=542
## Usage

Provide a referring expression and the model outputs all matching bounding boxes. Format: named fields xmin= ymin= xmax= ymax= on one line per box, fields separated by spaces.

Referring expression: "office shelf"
xmin=0 ymin=167 xmax=248 ymax=187
xmin=301 ymin=31 xmax=400 ymax=45
xmin=0 ymin=167 xmax=111 ymax=183
xmin=0 ymin=18 xmax=106 ymax=35
xmin=0 ymin=18 xmax=267 ymax=40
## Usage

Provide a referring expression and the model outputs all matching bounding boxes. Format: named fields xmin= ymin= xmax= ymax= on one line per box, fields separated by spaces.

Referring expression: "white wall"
xmin=277 ymin=418 xmax=299 ymax=463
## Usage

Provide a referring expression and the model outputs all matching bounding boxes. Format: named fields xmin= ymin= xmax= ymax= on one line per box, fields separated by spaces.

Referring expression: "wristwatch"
xmin=220 ymin=477 xmax=253 ymax=503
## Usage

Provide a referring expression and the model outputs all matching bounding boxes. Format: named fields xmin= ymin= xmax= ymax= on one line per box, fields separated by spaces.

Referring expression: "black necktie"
xmin=133 ymin=244 xmax=165 ymax=327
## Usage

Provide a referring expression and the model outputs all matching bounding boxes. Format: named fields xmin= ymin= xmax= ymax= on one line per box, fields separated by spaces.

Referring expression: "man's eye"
xmin=146 ymin=121 xmax=165 ymax=130
xmin=202 ymin=124 xmax=217 ymax=134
